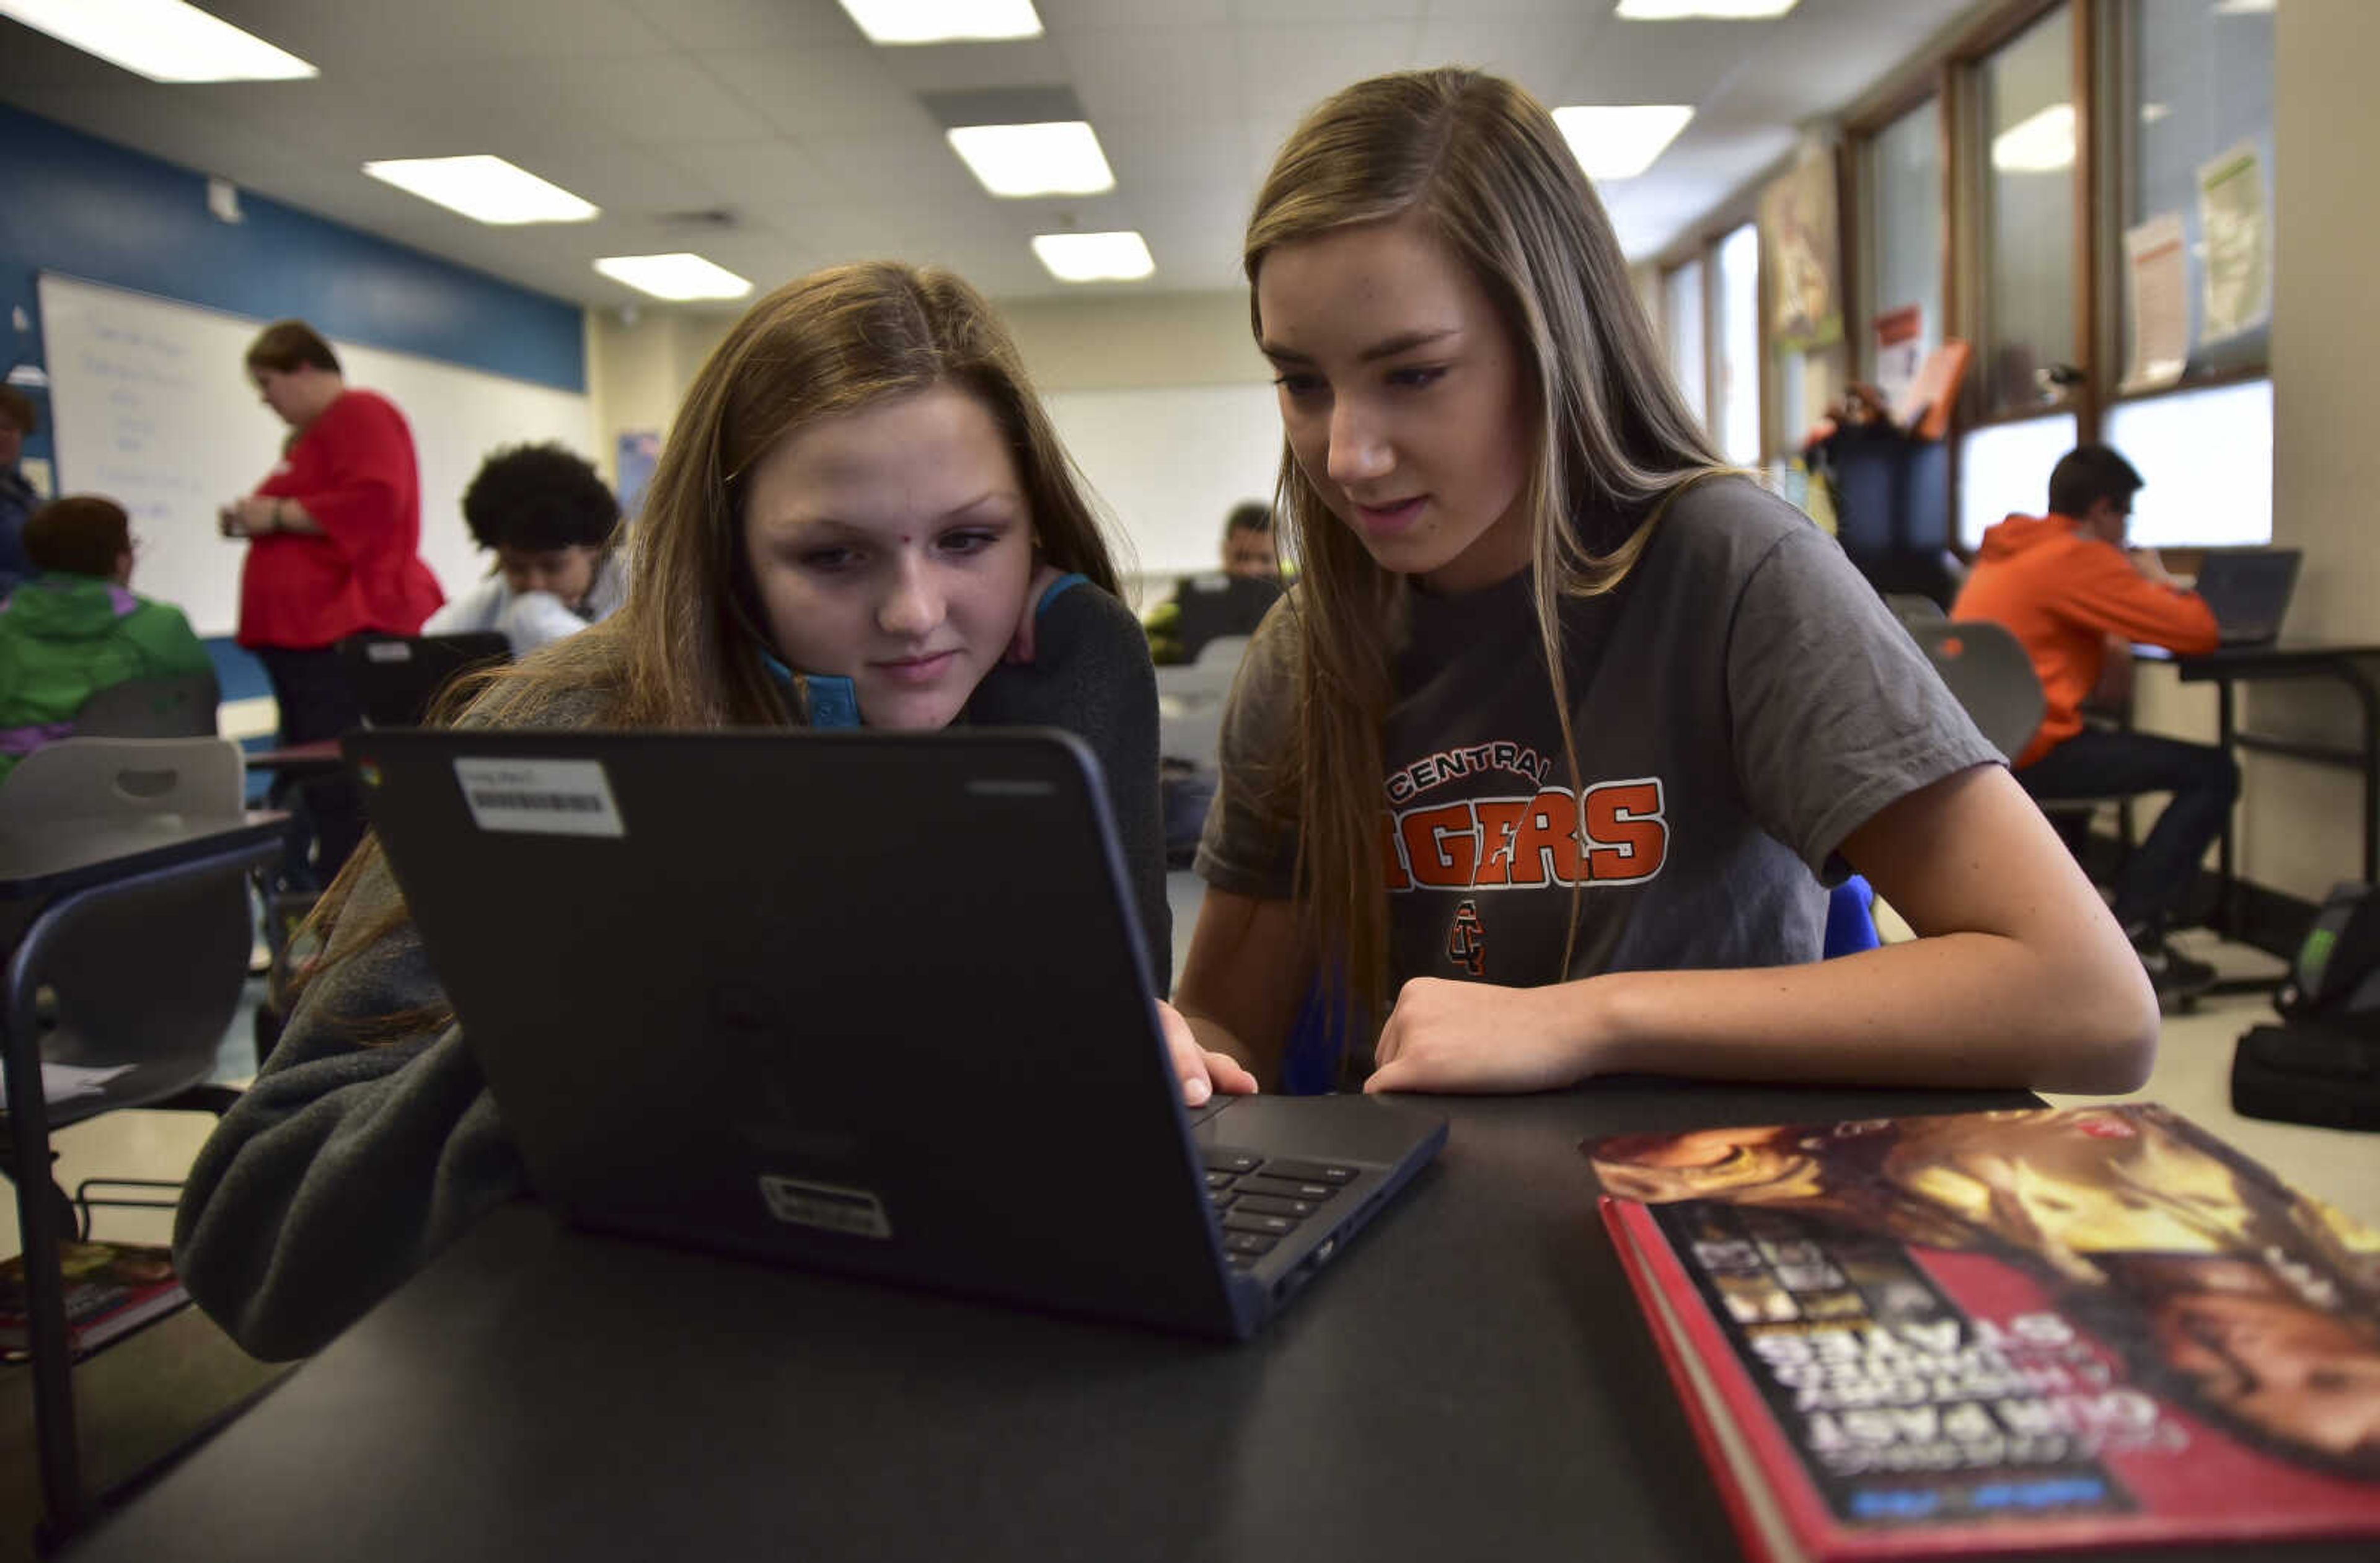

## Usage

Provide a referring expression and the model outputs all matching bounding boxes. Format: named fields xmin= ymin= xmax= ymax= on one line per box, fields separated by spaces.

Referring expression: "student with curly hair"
xmin=426 ymin=442 xmax=628 ymax=654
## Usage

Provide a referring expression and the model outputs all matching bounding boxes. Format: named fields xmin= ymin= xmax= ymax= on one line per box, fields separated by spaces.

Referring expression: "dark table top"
xmin=2135 ymin=641 xmax=2380 ymax=678
xmin=64 ymin=1080 xmax=2378 ymax=1563
xmin=0 ymin=811 xmax=287 ymax=900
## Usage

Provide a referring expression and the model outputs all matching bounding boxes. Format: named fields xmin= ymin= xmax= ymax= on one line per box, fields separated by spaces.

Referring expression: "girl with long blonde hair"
xmin=1172 ymin=69 xmax=2156 ymax=1099
xmin=177 ymin=262 xmax=1252 ymax=1361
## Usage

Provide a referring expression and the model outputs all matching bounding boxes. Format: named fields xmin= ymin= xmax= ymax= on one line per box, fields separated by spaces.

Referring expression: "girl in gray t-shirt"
xmin=1173 ymin=68 xmax=2158 ymax=1102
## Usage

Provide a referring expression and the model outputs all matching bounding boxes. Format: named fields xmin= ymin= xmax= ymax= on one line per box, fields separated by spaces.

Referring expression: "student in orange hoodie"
xmin=1953 ymin=444 xmax=2232 ymax=1005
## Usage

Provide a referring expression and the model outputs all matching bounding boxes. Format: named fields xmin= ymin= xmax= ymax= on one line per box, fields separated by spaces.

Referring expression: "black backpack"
xmin=2232 ymin=882 xmax=2380 ymax=1130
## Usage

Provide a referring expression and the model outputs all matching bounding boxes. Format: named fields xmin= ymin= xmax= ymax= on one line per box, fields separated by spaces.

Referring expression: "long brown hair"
xmin=289 ymin=261 xmax=1127 ymax=1029
xmin=1243 ymin=68 xmax=1726 ymax=1029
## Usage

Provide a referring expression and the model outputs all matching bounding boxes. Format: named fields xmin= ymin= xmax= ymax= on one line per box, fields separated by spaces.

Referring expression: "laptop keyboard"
xmin=1201 ymin=1148 xmax=1360 ymax=1267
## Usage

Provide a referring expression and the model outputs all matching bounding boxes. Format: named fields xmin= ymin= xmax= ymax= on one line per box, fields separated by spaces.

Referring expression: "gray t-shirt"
xmin=1196 ymin=477 xmax=1999 ymax=995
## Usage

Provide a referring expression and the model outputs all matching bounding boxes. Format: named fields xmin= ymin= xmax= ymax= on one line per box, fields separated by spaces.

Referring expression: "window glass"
xmin=1865 ymin=99 xmax=1942 ymax=395
xmin=1980 ymin=7 xmax=2076 ymax=416
xmin=2120 ymin=0 xmax=2273 ymax=386
xmin=1714 ymin=224 xmax=1761 ymax=464
xmin=2102 ymin=379 xmax=2272 ymax=547
xmin=1665 ymin=258 xmax=1707 ymax=431
xmin=1958 ymin=412 xmax=2078 ymax=549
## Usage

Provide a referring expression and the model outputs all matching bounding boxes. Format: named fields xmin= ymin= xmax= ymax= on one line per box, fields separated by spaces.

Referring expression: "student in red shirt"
xmin=220 ymin=319 xmax=443 ymax=880
xmin=1952 ymin=444 xmax=2232 ymax=1005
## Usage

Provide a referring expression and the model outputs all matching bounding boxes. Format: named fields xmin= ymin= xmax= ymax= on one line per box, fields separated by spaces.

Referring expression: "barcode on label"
xmin=454 ymin=758 xmax=625 ymax=838
xmin=468 ymin=790 xmax=602 ymax=813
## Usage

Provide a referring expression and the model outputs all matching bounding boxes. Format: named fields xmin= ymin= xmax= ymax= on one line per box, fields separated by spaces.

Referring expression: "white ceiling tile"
xmin=653 ymin=140 xmax=850 ymax=212
xmin=803 ymin=134 xmax=993 ymax=208
xmin=1408 ymin=20 xmax=1603 ymax=107
xmin=1239 ymin=23 xmax=1427 ymax=138
xmin=695 ymin=46 xmax=938 ymax=139
xmin=1095 ymin=117 xmax=1250 ymax=192
xmin=1060 ymin=27 xmax=1243 ymax=126
xmin=871 ymin=39 xmax=1074 ymax=94
xmin=208 ymin=0 xmax=674 ymax=67
xmin=1231 ymin=0 xmax=1426 ymax=22
xmin=1037 ymin=0 xmax=1233 ymax=29
xmin=614 ymin=0 xmax=861 ymax=50
xmin=0 ymin=0 xmax=1995 ymax=307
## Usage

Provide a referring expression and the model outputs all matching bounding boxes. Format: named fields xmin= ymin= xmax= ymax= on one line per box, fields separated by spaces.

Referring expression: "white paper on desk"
xmin=2122 ymin=213 xmax=2188 ymax=393
xmin=0 ymin=1062 xmax=134 ymax=1110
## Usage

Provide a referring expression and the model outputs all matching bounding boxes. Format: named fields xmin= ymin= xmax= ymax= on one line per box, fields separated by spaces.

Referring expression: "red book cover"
xmin=1589 ymin=1104 xmax=2380 ymax=1562
xmin=0 ymin=1240 xmax=188 ymax=1355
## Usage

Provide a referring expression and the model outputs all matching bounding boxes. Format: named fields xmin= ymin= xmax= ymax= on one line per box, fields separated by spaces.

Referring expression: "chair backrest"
xmin=0 ymin=736 xmax=245 ymax=828
xmin=1884 ymin=592 xmax=1947 ymax=628
xmin=71 ymin=669 xmax=222 ymax=738
xmin=1153 ymin=636 xmax=1251 ymax=769
xmin=1905 ymin=620 xmax=2045 ymax=762
xmin=1170 ymin=575 xmax=1281 ymax=666
xmin=337 ymin=632 xmax=512 ymax=728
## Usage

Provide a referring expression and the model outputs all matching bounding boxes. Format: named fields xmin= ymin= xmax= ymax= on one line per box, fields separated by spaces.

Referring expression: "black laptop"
xmin=337 ymin=632 xmax=513 ymax=727
xmin=2193 ymin=548 xmax=2302 ymax=646
xmin=346 ymin=726 xmax=1447 ymax=1340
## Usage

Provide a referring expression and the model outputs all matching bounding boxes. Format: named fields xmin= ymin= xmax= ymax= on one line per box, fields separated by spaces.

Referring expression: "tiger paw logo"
xmin=1447 ymin=899 xmax=1486 ymax=976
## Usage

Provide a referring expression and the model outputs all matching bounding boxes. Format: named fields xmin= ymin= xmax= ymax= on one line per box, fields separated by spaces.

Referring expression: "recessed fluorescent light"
xmin=1550 ymin=105 xmax=1695 ymax=181
xmin=838 ymin=0 xmax=1042 ymax=45
xmin=946 ymin=122 xmax=1114 ymax=198
xmin=1991 ymin=103 xmax=2075 ymax=173
xmin=2214 ymin=0 xmax=2275 ymax=14
xmin=1616 ymin=0 xmax=1799 ymax=17
xmin=363 ymin=156 xmax=599 ymax=226
xmin=594 ymin=253 xmax=754 ymax=302
xmin=1 ymin=0 xmax=315 ymax=82
xmin=1032 ymin=232 xmax=1154 ymax=283
xmin=2141 ymin=102 xmax=2172 ymax=125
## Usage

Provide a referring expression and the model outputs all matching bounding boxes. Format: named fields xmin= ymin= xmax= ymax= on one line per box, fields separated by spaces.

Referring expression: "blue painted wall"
xmin=0 ymin=100 xmax=586 ymax=481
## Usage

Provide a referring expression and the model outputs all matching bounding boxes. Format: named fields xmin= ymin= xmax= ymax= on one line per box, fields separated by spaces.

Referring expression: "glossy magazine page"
xmin=1588 ymin=1104 xmax=2380 ymax=1560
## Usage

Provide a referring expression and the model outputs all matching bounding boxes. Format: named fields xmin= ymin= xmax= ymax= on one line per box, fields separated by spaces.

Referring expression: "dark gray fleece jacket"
xmin=174 ymin=584 xmax=1167 ymax=1360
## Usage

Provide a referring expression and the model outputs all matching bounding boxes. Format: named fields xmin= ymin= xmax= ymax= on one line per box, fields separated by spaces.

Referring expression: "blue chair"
xmin=1823 ymin=874 xmax=1881 ymax=958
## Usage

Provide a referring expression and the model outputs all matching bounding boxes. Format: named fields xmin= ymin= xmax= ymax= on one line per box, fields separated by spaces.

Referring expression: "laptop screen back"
xmin=2193 ymin=550 xmax=2301 ymax=644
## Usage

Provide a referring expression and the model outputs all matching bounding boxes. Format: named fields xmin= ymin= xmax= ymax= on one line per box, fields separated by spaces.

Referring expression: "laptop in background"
xmin=346 ymin=726 xmax=1447 ymax=1341
xmin=337 ymin=632 xmax=512 ymax=728
xmin=2192 ymin=548 xmax=2302 ymax=647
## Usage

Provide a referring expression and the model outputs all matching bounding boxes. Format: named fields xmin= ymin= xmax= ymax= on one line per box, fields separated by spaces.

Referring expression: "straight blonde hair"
xmin=1243 ymin=68 xmax=1727 ymax=1030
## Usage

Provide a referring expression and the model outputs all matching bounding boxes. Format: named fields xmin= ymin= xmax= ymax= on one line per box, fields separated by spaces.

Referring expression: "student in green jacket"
xmin=0 ymin=495 xmax=213 ymax=783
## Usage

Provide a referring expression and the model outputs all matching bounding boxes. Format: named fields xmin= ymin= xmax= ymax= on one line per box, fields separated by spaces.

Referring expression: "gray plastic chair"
xmin=70 ymin=670 xmax=221 ymax=739
xmin=1905 ymin=620 xmax=2045 ymax=762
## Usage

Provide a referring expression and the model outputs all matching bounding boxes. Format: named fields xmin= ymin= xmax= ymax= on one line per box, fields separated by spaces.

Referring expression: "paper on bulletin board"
xmin=1872 ymin=304 xmax=1924 ymax=413
xmin=2197 ymin=141 xmax=2270 ymax=345
xmin=2120 ymin=213 xmax=2188 ymax=393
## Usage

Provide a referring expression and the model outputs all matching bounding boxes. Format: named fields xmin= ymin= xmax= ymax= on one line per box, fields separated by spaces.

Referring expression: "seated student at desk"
xmin=424 ymin=442 xmax=628 ymax=654
xmin=0 ymin=495 xmax=211 ymax=783
xmin=173 ymin=262 xmax=1254 ymax=1360
xmin=1143 ymin=501 xmax=1285 ymax=665
xmin=1952 ymin=444 xmax=2231 ymax=1007
xmin=1172 ymin=69 xmax=2159 ymax=1103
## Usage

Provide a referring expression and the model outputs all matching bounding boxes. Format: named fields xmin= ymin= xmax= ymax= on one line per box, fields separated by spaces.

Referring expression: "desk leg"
xmin=2217 ymin=680 xmax=2239 ymax=935
xmin=2 ymin=983 xmax=87 ymax=1535
xmin=2342 ymin=663 xmax=2380 ymax=884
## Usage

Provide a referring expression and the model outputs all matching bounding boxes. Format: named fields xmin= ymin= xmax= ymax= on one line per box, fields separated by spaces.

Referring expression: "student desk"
xmin=1 ymin=811 xmax=290 ymax=1536
xmin=62 ymin=1081 xmax=2376 ymax=1563
xmin=2141 ymin=640 xmax=2380 ymax=931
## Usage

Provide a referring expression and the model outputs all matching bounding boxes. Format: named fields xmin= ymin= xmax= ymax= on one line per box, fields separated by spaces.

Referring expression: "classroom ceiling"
xmin=0 ymin=0 xmax=1980 ymax=313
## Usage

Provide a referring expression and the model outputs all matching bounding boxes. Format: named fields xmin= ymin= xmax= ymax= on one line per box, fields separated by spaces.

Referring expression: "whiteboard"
xmin=1044 ymin=383 xmax=1287 ymax=583
xmin=39 ymin=272 xmax=594 ymax=637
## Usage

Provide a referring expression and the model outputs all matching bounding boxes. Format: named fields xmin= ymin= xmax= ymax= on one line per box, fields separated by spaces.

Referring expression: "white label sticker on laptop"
xmin=759 ymin=1174 xmax=894 ymax=1240
xmin=453 ymin=758 xmax=625 ymax=838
